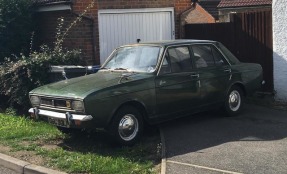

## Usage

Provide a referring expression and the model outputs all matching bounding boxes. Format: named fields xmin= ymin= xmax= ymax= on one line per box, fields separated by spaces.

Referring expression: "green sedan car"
xmin=29 ymin=40 xmax=263 ymax=145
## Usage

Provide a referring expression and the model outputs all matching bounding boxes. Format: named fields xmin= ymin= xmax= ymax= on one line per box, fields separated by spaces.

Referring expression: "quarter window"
xmin=212 ymin=46 xmax=227 ymax=66
xmin=191 ymin=45 xmax=228 ymax=68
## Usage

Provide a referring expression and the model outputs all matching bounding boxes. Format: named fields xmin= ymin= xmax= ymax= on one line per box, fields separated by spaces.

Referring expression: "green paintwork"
xmin=30 ymin=71 xmax=153 ymax=99
xmin=29 ymin=40 xmax=263 ymax=129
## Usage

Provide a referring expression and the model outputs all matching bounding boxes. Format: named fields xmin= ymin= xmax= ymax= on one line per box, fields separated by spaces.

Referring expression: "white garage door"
xmin=98 ymin=8 xmax=175 ymax=64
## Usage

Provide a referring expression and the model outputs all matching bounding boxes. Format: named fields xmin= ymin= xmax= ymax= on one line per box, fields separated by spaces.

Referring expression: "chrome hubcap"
xmin=118 ymin=114 xmax=138 ymax=141
xmin=229 ymin=90 xmax=241 ymax=111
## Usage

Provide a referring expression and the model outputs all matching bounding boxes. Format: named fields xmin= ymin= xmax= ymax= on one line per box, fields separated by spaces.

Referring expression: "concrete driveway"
xmin=160 ymin=104 xmax=287 ymax=174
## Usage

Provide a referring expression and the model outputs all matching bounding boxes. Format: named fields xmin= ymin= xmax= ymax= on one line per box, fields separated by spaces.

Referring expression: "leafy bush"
xmin=0 ymin=45 xmax=81 ymax=113
xmin=0 ymin=2 xmax=95 ymax=114
xmin=0 ymin=17 xmax=83 ymax=112
xmin=0 ymin=0 xmax=34 ymax=62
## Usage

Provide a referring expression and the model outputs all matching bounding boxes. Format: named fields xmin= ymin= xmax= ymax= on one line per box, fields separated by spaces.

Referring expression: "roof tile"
xmin=218 ymin=0 xmax=272 ymax=8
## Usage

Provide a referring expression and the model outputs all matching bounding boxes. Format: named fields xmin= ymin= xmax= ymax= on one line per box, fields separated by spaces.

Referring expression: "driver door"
xmin=155 ymin=46 xmax=201 ymax=118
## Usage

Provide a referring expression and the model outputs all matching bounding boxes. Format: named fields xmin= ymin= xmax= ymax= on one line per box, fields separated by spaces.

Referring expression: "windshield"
xmin=103 ymin=46 xmax=161 ymax=73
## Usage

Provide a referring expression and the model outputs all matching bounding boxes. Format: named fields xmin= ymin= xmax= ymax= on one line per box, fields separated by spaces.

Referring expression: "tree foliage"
xmin=0 ymin=0 xmax=34 ymax=62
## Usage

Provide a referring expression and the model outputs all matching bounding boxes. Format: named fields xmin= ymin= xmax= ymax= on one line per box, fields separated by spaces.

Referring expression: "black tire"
xmin=109 ymin=105 xmax=143 ymax=146
xmin=224 ymin=86 xmax=244 ymax=116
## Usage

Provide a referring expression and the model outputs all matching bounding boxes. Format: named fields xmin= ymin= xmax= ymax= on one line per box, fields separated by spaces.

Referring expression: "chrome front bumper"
xmin=28 ymin=108 xmax=93 ymax=127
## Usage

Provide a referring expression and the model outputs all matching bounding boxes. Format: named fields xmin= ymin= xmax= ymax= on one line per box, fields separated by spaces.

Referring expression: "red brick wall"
xmin=34 ymin=11 xmax=94 ymax=65
xmin=179 ymin=4 xmax=215 ymax=38
xmin=185 ymin=4 xmax=215 ymax=24
xmin=36 ymin=0 xmax=194 ymax=65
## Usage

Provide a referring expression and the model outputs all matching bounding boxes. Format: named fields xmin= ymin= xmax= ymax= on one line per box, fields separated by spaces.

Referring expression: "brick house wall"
xmin=35 ymin=0 xmax=193 ymax=65
xmin=179 ymin=3 xmax=215 ymax=38
xmin=34 ymin=10 xmax=94 ymax=65
xmin=184 ymin=4 xmax=215 ymax=24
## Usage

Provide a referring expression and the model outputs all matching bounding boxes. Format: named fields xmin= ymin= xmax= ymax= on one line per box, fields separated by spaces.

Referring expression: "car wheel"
xmin=110 ymin=106 xmax=143 ymax=146
xmin=224 ymin=86 xmax=244 ymax=116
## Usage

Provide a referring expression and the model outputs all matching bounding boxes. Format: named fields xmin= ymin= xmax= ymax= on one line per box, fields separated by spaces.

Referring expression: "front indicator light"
xmin=66 ymin=100 xmax=71 ymax=108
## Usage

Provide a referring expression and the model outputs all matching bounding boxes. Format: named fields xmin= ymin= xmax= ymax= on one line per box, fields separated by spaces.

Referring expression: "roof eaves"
xmin=33 ymin=0 xmax=72 ymax=6
xmin=217 ymin=0 xmax=272 ymax=8
xmin=218 ymin=4 xmax=272 ymax=8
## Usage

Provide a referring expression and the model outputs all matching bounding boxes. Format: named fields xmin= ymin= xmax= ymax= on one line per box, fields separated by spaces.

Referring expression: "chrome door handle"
xmin=159 ymin=80 xmax=166 ymax=86
xmin=224 ymin=69 xmax=231 ymax=73
xmin=191 ymin=74 xmax=199 ymax=78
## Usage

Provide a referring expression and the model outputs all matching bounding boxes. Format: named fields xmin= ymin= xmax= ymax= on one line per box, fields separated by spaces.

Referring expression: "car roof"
xmin=123 ymin=39 xmax=218 ymax=47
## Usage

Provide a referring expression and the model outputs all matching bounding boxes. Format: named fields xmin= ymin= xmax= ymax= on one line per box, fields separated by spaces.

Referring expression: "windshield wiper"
xmin=113 ymin=68 xmax=129 ymax=71
xmin=99 ymin=67 xmax=111 ymax=71
xmin=112 ymin=68 xmax=138 ymax=74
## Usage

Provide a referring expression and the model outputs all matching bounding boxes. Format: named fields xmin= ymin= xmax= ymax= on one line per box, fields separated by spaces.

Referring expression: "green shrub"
xmin=0 ymin=45 xmax=82 ymax=114
xmin=0 ymin=2 xmax=95 ymax=114
xmin=0 ymin=18 xmax=81 ymax=113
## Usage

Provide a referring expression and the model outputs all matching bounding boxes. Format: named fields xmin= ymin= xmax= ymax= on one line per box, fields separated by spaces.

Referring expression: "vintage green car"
xmin=29 ymin=40 xmax=263 ymax=145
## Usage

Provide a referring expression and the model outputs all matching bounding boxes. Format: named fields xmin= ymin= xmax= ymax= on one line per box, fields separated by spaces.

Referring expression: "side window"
xmin=211 ymin=46 xmax=227 ymax=66
xmin=167 ymin=47 xmax=193 ymax=73
xmin=191 ymin=45 xmax=215 ymax=68
xmin=159 ymin=46 xmax=193 ymax=75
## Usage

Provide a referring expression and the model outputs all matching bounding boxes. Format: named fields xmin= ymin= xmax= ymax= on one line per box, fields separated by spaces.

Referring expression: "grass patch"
xmin=0 ymin=114 xmax=63 ymax=141
xmin=0 ymin=113 xmax=161 ymax=174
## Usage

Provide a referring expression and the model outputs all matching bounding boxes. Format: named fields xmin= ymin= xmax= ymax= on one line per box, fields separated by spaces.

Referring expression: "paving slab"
xmin=24 ymin=164 xmax=66 ymax=174
xmin=0 ymin=152 xmax=67 ymax=174
xmin=0 ymin=153 xmax=29 ymax=173
xmin=0 ymin=165 xmax=18 ymax=174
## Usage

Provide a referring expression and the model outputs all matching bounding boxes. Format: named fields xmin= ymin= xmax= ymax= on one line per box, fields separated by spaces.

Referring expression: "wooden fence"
xmin=185 ymin=10 xmax=273 ymax=92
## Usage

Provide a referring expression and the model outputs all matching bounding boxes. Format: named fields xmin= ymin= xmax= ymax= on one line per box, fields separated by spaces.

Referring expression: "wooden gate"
xmin=185 ymin=10 xmax=273 ymax=92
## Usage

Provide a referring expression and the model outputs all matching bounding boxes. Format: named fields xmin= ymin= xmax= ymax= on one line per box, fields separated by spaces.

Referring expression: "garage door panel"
xmin=98 ymin=8 xmax=174 ymax=64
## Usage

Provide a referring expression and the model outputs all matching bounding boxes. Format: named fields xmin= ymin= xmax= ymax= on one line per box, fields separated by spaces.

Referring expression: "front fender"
xmin=84 ymin=88 xmax=156 ymax=128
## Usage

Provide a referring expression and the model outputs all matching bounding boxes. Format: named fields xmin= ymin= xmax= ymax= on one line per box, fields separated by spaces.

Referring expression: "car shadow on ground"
xmin=160 ymin=104 xmax=287 ymax=159
xmin=54 ymin=124 xmax=161 ymax=162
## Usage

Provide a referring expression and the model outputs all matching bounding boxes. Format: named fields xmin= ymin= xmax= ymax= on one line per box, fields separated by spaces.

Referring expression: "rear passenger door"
xmin=190 ymin=44 xmax=231 ymax=105
xmin=155 ymin=46 xmax=201 ymax=118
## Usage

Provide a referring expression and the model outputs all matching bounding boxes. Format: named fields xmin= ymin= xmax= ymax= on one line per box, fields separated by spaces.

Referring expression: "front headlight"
xmin=72 ymin=100 xmax=84 ymax=112
xmin=30 ymin=96 xmax=40 ymax=106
